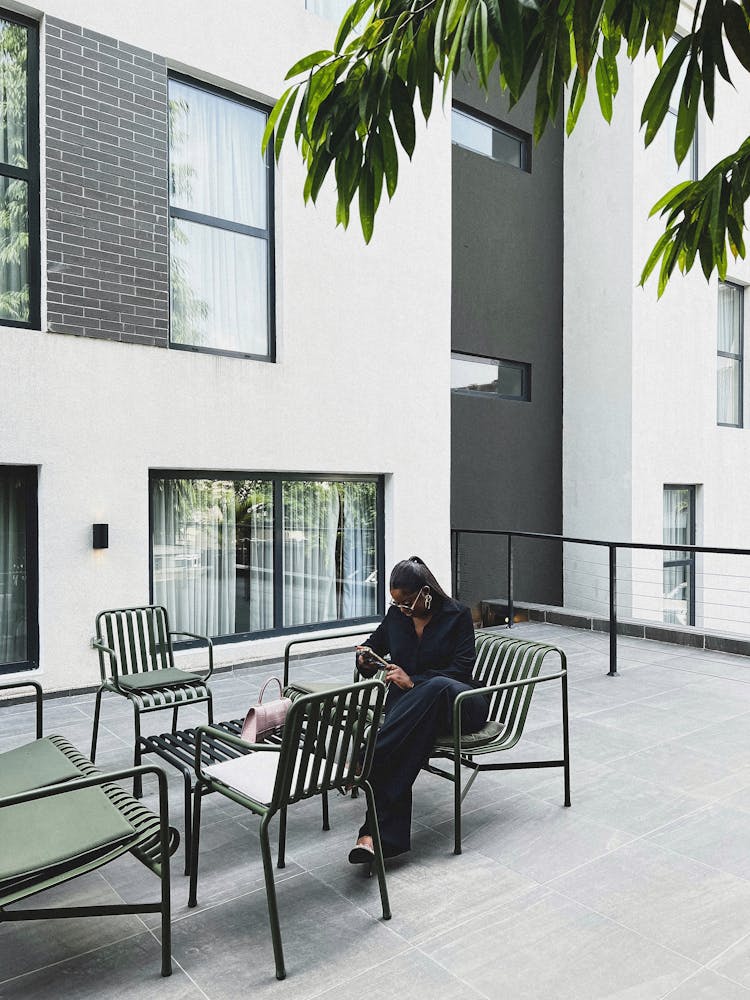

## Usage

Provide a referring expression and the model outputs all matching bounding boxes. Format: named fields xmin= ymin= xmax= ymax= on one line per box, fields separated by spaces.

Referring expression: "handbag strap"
xmin=258 ymin=676 xmax=283 ymax=704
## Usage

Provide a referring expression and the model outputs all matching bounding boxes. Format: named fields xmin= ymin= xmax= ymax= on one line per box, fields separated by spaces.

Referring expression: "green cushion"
xmin=0 ymin=738 xmax=83 ymax=798
xmin=0 ymin=786 xmax=136 ymax=882
xmin=433 ymin=720 xmax=504 ymax=751
xmin=112 ymin=667 xmax=201 ymax=692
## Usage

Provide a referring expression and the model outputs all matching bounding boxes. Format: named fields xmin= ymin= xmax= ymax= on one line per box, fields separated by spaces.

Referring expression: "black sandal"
xmin=348 ymin=844 xmax=375 ymax=865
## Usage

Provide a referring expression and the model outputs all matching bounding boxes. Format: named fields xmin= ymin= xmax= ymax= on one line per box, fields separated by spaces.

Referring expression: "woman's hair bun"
xmin=408 ymin=555 xmax=424 ymax=564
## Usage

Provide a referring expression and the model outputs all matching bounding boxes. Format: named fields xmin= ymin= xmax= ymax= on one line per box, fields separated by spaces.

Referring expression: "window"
xmin=663 ymin=485 xmax=696 ymax=626
xmin=306 ymin=0 xmax=351 ymax=18
xmin=665 ymin=35 xmax=698 ymax=182
xmin=168 ymin=75 xmax=274 ymax=359
xmin=451 ymin=103 xmax=530 ymax=172
xmin=451 ymin=352 xmax=531 ymax=401
xmin=717 ymin=280 xmax=743 ymax=428
xmin=0 ymin=466 xmax=37 ymax=673
xmin=150 ymin=473 xmax=383 ymax=641
xmin=0 ymin=11 xmax=39 ymax=329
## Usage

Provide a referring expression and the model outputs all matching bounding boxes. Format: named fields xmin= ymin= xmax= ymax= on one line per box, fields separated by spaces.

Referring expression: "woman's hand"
xmin=386 ymin=665 xmax=415 ymax=690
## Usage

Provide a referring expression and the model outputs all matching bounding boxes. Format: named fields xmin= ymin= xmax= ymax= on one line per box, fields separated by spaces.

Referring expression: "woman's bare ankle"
xmin=356 ymin=835 xmax=373 ymax=849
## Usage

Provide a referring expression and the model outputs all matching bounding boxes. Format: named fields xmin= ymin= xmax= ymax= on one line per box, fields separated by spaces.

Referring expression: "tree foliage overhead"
xmin=262 ymin=0 xmax=750 ymax=295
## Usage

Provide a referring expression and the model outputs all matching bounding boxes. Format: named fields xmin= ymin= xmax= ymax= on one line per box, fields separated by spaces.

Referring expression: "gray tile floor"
xmin=4 ymin=622 xmax=750 ymax=998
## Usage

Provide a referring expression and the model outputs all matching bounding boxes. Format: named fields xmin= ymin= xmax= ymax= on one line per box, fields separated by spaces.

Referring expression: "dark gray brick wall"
xmin=45 ymin=19 xmax=169 ymax=346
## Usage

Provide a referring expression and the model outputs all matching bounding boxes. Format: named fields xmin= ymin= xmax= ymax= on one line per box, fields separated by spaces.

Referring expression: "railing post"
xmin=608 ymin=544 xmax=618 ymax=676
xmin=507 ymin=534 xmax=514 ymax=629
xmin=453 ymin=531 xmax=460 ymax=600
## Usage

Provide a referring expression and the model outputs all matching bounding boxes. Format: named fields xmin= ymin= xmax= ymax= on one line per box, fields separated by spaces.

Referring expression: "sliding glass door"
xmin=0 ymin=466 xmax=37 ymax=672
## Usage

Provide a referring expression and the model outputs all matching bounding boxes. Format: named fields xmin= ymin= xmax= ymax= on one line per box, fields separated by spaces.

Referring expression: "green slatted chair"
xmin=188 ymin=680 xmax=390 ymax=981
xmin=0 ymin=681 xmax=179 ymax=977
xmin=423 ymin=631 xmax=571 ymax=854
xmin=92 ymin=606 xmax=214 ymax=797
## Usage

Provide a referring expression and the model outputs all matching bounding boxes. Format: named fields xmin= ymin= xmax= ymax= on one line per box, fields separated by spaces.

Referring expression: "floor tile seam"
xmin=543 ymin=883 xmax=706 ymax=968
xmin=538 ymin=799 xmax=717 ymax=887
xmin=303 ymin=946 xmax=422 ymax=1000
xmin=0 ymin=927 xmax=149 ymax=987
xmin=304 ymin=865 xmax=413 ymax=949
xmin=408 ymin=949 xmax=493 ymax=1000
xmin=638 ymin=833 xmax=750 ymax=889
xmin=403 ymin=881 xmax=550 ymax=951
xmin=142 ymin=922 xmax=212 ymax=1000
xmin=704 ymin=925 xmax=750 ymax=972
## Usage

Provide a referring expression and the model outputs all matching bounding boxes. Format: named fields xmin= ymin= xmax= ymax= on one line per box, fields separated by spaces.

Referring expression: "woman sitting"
xmin=350 ymin=556 xmax=488 ymax=863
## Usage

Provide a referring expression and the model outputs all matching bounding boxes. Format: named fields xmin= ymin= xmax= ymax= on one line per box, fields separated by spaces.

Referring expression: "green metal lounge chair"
xmin=423 ymin=630 xmax=570 ymax=854
xmin=0 ymin=681 xmax=179 ymax=977
xmin=188 ymin=679 xmax=390 ymax=980
xmin=91 ymin=605 xmax=214 ymax=796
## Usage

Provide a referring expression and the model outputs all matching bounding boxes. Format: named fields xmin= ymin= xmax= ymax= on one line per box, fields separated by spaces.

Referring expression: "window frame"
xmin=0 ymin=9 xmax=40 ymax=331
xmin=451 ymin=351 xmax=532 ymax=402
xmin=717 ymin=279 xmax=744 ymax=429
xmin=451 ymin=101 xmax=531 ymax=173
xmin=167 ymin=72 xmax=276 ymax=362
xmin=662 ymin=483 xmax=696 ymax=628
xmin=148 ymin=470 xmax=385 ymax=646
xmin=0 ymin=465 xmax=38 ymax=675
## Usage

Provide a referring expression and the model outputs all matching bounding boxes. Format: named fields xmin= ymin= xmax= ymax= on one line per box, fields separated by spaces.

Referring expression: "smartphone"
xmin=355 ymin=645 xmax=390 ymax=669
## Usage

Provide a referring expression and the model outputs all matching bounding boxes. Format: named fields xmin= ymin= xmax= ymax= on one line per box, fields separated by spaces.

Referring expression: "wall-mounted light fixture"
xmin=92 ymin=523 xmax=109 ymax=549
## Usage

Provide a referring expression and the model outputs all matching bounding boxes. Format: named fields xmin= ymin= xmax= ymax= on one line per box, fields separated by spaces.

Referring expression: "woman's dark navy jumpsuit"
xmin=358 ymin=597 xmax=489 ymax=856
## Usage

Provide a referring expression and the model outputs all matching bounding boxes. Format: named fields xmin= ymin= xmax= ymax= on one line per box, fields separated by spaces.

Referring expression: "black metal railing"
xmin=451 ymin=529 xmax=750 ymax=676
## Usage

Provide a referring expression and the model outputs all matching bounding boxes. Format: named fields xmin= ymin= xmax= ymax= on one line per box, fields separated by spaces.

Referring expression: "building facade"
xmin=0 ymin=0 xmax=452 ymax=692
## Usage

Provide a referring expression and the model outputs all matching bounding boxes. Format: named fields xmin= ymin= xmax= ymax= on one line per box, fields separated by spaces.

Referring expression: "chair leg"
xmin=562 ymin=673 xmax=571 ymax=807
xmin=188 ymin=785 xmax=204 ymax=908
xmin=453 ymin=752 xmax=462 ymax=855
xmin=321 ymin=790 xmax=330 ymax=831
xmin=206 ymin=692 xmax=214 ymax=725
xmin=277 ymin=806 xmax=287 ymax=869
xmin=90 ymin=689 xmax=103 ymax=762
xmin=183 ymin=773 xmax=193 ymax=877
xmin=171 ymin=705 xmax=179 ymax=734
xmin=362 ymin=780 xmax=391 ymax=920
xmin=133 ymin=706 xmax=143 ymax=799
xmin=260 ymin=815 xmax=286 ymax=980
xmin=159 ymin=809 xmax=172 ymax=977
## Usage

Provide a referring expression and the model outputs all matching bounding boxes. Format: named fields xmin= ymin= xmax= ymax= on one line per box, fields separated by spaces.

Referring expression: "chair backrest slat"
xmin=96 ymin=606 xmax=173 ymax=681
xmin=273 ymin=681 xmax=385 ymax=809
xmin=473 ymin=631 xmax=562 ymax=744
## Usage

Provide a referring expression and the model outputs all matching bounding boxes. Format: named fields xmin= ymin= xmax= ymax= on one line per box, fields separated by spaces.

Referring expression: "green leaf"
xmin=674 ymin=57 xmax=701 ymax=165
xmin=286 ymin=50 xmax=334 ymax=80
xmin=498 ymin=0 xmax=524 ymax=97
xmin=473 ymin=3 xmax=490 ymax=90
xmin=391 ymin=77 xmax=416 ymax=157
xmin=261 ymin=85 xmax=297 ymax=157
xmin=566 ymin=70 xmax=587 ymax=135
xmin=359 ymin=162 xmax=374 ymax=242
xmin=641 ymin=34 xmax=690 ymax=146
xmin=640 ymin=228 xmax=673 ymax=286
xmin=446 ymin=0 xmax=467 ymax=35
xmin=724 ymin=1 xmax=750 ymax=72
xmin=648 ymin=179 xmax=692 ymax=217
xmin=274 ymin=88 xmax=298 ymax=161
xmin=416 ymin=14 xmax=436 ymax=120
xmin=595 ymin=58 xmax=613 ymax=122
xmin=379 ymin=115 xmax=399 ymax=197
xmin=334 ymin=5 xmax=355 ymax=52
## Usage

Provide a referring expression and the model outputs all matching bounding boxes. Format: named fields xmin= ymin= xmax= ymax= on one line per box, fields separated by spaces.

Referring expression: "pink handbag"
xmin=241 ymin=677 xmax=292 ymax=743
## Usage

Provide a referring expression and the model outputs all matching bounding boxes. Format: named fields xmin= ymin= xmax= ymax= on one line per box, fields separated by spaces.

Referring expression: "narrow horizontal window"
xmin=451 ymin=103 xmax=530 ymax=172
xmin=150 ymin=473 xmax=383 ymax=643
xmin=451 ymin=352 xmax=531 ymax=401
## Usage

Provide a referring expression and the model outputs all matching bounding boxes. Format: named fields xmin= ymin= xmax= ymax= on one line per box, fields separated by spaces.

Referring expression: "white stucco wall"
xmin=564 ymin=17 xmax=750 ymax=632
xmin=1 ymin=0 xmax=453 ymax=691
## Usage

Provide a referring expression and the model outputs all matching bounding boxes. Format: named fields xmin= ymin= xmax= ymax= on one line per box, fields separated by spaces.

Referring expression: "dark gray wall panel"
xmin=45 ymin=20 xmax=169 ymax=346
xmin=451 ymin=76 xmax=563 ymax=611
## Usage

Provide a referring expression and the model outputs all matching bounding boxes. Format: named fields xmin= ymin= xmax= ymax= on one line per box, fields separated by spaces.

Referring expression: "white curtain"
xmin=244 ymin=487 xmax=274 ymax=632
xmin=0 ymin=20 xmax=29 ymax=322
xmin=0 ymin=475 xmax=26 ymax=663
xmin=168 ymin=78 xmax=269 ymax=354
xmin=341 ymin=482 xmax=377 ymax=618
xmin=663 ymin=487 xmax=691 ymax=625
xmin=152 ymin=479 xmax=237 ymax=637
xmin=717 ymin=282 xmax=742 ymax=425
xmin=283 ymin=482 xmax=339 ymax=626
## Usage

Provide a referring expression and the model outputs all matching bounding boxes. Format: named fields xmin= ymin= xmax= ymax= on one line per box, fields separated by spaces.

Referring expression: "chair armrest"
xmin=282 ymin=627 xmax=376 ymax=686
xmin=0 ymin=680 xmax=43 ymax=739
xmin=451 ymin=670 xmax=568 ymax=744
xmin=0 ymin=763 xmax=169 ymax=811
xmin=91 ymin=639 xmax=124 ymax=691
xmin=194 ymin=725 xmax=280 ymax=784
xmin=169 ymin=631 xmax=214 ymax=681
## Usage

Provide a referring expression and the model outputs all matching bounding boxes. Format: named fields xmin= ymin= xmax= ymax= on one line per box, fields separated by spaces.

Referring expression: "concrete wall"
xmin=451 ymin=74 xmax=564 ymax=612
xmin=1 ymin=0 xmax=453 ymax=692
